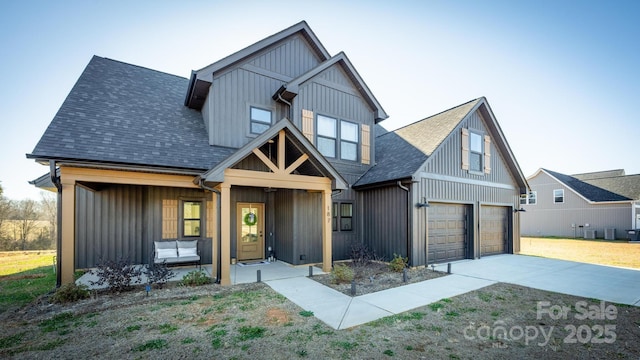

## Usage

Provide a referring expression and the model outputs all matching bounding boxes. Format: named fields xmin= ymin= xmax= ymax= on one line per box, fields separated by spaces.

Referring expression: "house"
xmin=27 ymin=21 xmax=528 ymax=286
xmin=521 ymin=169 xmax=640 ymax=239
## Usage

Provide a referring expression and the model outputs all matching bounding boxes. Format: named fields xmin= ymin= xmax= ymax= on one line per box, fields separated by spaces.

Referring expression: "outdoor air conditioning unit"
xmin=584 ymin=229 xmax=596 ymax=240
xmin=604 ymin=228 xmax=616 ymax=240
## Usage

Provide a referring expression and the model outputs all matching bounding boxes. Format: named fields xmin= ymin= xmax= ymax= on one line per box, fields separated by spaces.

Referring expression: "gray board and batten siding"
xmin=521 ymin=170 xmax=632 ymax=239
xmin=75 ymin=185 xmax=212 ymax=269
xmin=357 ymin=102 xmax=523 ymax=267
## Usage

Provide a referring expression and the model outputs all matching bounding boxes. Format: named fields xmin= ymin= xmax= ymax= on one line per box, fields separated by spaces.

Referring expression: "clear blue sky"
xmin=1 ymin=0 xmax=638 ymax=200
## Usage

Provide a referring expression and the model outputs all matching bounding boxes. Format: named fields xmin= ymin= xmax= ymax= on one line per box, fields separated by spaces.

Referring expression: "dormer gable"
xmin=185 ymin=21 xmax=330 ymax=110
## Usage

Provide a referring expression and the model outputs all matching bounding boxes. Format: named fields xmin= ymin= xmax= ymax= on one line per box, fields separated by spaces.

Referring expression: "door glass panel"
xmin=241 ymin=206 xmax=258 ymax=243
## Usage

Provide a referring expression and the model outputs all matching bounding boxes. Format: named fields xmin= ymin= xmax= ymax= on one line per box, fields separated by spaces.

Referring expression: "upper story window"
xmin=316 ymin=114 xmax=359 ymax=161
xmin=317 ymin=115 xmax=336 ymax=158
xmin=183 ymin=201 xmax=202 ymax=237
xmin=469 ymin=131 xmax=483 ymax=172
xmin=250 ymin=107 xmax=272 ymax=134
xmin=553 ymin=189 xmax=564 ymax=204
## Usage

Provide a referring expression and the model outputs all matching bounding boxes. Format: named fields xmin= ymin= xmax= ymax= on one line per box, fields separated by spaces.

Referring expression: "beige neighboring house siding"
xmin=521 ymin=170 xmax=632 ymax=239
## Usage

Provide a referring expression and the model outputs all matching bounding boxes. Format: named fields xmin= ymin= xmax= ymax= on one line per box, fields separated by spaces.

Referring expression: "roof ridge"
xmin=390 ymin=97 xmax=482 ymax=133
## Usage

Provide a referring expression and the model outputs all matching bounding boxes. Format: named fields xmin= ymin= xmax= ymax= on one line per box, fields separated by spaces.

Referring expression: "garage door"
xmin=481 ymin=206 xmax=509 ymax=256
xmin=428 ymin=203 xmax=468 ymax=263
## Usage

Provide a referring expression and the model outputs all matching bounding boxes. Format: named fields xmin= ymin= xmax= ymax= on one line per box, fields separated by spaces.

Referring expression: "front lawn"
xmin=520 ymin=237 xmax=640 ymax=269
xmin=0 ymin=251 xmax=57 ymax=313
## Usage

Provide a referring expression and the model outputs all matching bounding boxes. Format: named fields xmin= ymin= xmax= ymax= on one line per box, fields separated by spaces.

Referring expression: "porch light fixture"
xmin=514 ymin=208 xmax=526 ymax=213
xmin=416 ymin=198 xmax=430 ymax=208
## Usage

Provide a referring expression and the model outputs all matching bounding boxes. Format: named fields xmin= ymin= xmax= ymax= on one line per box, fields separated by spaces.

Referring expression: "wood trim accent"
xmin=59 ymin=166 xmax=200 ymax=188
xmin=162 ymin=200 xmax=178 ymax=239
xmin=206 ymin=200 xmax=214 ymax=239
xmin=484 ymin=135 xmax=492 ymax=174
xmin=302 ymin=109 xmax=314 ymax=144
xmin=361 ymin=124 xmax=371 ymax=165
xmin=60 ymin=179 xmax=76 ymax=284
xmin=219 ymin=184 xmax=231 ymax=285
xmin=278 ymin=130 xmax=286 ymax=170
xmin=461 ymin=128 xmax=470 ymax=170
xmin=322 ymin=188 xmax=332 ymax=272
xmin=224 ymin=169 xmax=331 ymax=191
xmin=252 ymin=148 xmax=279 ymax=173
xmin=210 ymin=192 xmax=219 ymax=280
xmin=285 ymin=154 xmax=309 ymax=174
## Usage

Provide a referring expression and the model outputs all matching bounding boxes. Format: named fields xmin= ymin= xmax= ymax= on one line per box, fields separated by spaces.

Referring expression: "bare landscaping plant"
xmin=143 ymin=261 xmax=174 ymax=289
xmin=89 ymin=257 xmax=143 ymax=293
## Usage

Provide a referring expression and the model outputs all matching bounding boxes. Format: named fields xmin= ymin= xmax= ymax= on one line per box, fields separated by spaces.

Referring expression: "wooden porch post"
xmin=219 ymin=183 xmax=231 ymax=285
xmin=60 ymin=178 xmax=76 ymax=284
xmin=322 ymin=187 xmax=332 ymax=272
xmin=210 ymin=191 xmax=219 ymax=280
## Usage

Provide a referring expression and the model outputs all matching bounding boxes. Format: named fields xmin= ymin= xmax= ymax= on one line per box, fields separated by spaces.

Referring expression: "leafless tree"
xmin=40 ymin=193 xmax=57 ymax=244
xmin=12 ymin=199 xmax=39 ymax=250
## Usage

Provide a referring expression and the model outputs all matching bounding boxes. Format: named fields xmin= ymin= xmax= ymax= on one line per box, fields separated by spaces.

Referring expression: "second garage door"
xmin=428 ymin=203 xmax=469 ymax=263
xmin=480 ymin=205 xmax=509 ymax=256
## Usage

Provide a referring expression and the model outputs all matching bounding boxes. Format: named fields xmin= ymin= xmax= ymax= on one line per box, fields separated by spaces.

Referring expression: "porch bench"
xmin=153 ymin=240 xmax=201 ymax=269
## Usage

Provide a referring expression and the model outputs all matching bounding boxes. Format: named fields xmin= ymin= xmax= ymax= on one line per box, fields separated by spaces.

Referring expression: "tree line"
xmin=0 ymin=182 xmax=56 ymax=251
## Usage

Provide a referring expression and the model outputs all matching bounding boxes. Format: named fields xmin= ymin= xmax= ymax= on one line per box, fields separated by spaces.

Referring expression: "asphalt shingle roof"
xmin=29 ymin=56 xmax=236 ymax=171
xmin=544 ymin=169 xmax=635 ymax=202
xmin=354 ymin=99 xmax=479 ymax=187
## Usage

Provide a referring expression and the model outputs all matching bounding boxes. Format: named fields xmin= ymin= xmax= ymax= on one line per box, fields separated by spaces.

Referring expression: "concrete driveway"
xmin=434 ymin=254 xmax=640 ymax=306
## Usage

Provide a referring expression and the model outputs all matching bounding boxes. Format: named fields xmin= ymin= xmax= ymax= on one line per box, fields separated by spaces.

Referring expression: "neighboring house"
xmin=27 ymin=21 xmax=528 ymax=286
xmin=521 ymin=169 xmax=640 ymax=239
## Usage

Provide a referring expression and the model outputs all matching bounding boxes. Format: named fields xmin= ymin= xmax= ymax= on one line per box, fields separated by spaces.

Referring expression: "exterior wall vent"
xmin=584 ymin=229 xmax=596 ymax=240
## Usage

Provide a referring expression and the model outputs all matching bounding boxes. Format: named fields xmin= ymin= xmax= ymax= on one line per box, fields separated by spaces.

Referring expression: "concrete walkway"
xmin=266 ymin=274 xmax=495 ymax=330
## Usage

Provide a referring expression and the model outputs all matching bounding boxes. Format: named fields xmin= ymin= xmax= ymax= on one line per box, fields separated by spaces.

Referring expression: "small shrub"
xmin=331 ymin=263 xmax=354 ymax=284
xmin=181 ymin=270 xmax=211 ymax=286
xmin=299 ymin=310 xmax=314 ymax=317
xmin=143 ymin=262 xmax=175 ymax=289
xmin=51 ymin=283 xmax=90 ymax=303
xmin=133 ymin=339 xmax=168 ymax=352
xmin=350 ymin=244 xmax=377 ymax=267
xmin=388 ymin=253 xmax=408 ymax=272
xmin=89 ymin=257 xmax=142 ymax=293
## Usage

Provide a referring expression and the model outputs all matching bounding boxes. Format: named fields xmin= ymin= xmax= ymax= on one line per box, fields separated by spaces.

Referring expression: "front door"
xmin=236 ymin=203 xmax=265 ymax=261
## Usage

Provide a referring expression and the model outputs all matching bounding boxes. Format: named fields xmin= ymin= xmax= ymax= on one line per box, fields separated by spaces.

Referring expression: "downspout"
xmin=277 ymin=93 xmax=292 ymax=120
xmin=199 ymin=179 xmax=222 ymax=284
xmin=397 ymin=181 xmax=411 ymax=265
xmin=50 ymin=161 xmax=62 ymax=288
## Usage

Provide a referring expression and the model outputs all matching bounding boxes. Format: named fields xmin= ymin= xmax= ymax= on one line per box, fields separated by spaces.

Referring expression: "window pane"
xmin=470 ymin=153 xmax=482 ymax=171
xmin=332 ymin=203 xmax=338 ymax=231
xmin=341 ymin=121 xmax=358 ymax=142
xmin=184 ymin=220 xmax=201 ymax=237
xmin=340 ymin=203 xmax=352 ymax=217
xmin=251 ymin=122 xmax=270 ymax=134
xmin=554 ymin=189 xmax=564 ymax=203
xmin=470 ymin=132 xmax=482 ymax=152
xmin=340 ymin=141 xmax=357 ymax=161
xmin=184 ymin=202 xmax=201 ymax=219
xmin=317 ymin=115 xmax=336 ymax=137
xmin=251 ymin=107 xmax=271 ymax=124
xmin=317 ymin=137 xmax=336 ymax=157
xmin=340 ymin=217 xmax=352 ymax=231
xmin=520 ymin=194 xmax=527 ymax=205
xmin=529 ymin=191 xmax=537 ymax=205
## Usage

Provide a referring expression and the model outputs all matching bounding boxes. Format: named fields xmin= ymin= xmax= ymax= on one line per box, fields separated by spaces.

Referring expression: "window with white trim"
xmin=553 ymin=189 xmax=564 ymax=204
xmin=340 ymin=121 xmax=358 ymax=161
xmin=250 ymin=107 xmax=272 ymax=134
xmin=317 ymin=115 xmax=336 ymax=158
xmin=520 ymin=191 xmax=537 ymax=205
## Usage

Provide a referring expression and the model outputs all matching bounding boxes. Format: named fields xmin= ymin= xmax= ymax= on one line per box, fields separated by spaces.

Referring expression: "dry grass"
xmin=520 ymin=237 xmax=640 ymax=269
xmin=0 ymin=251 xmax=56 ymax=276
